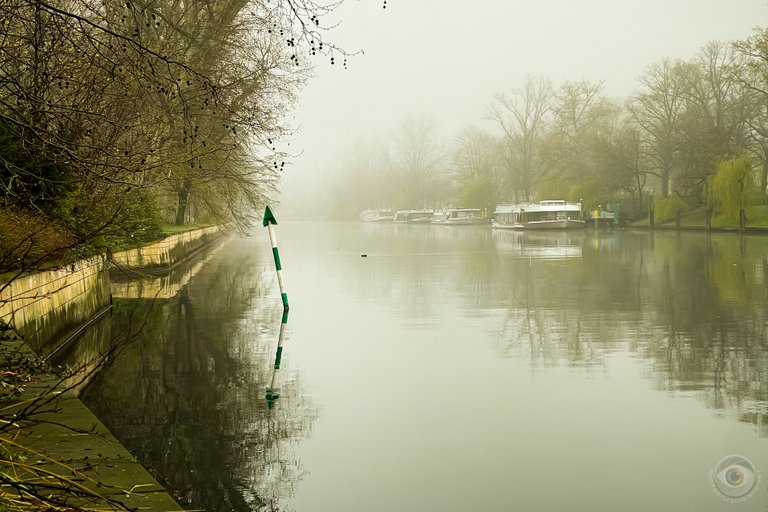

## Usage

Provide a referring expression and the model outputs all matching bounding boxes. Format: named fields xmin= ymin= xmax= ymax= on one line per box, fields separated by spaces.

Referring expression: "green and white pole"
xmin=263 ymin=206 xmax=289 ymax=311
xmin=266 ymin=308 xmax=289 ymax=409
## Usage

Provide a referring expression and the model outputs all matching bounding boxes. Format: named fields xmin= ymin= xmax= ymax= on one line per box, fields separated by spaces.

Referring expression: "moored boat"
xmin=360 ymin=209 xmax=394 ymax=222
xmin=493 ymin=200 xmax=585 ymax=230
xmin=432 ymin=208 xmax=489 ymax=225
xmin=394 ymin=209 xmax=434 ymax=223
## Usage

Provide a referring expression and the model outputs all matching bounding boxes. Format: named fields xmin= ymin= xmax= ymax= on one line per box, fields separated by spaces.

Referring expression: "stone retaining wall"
xmin=0 ymin=256 xmax=110 ymax=354
xmin=111 ymin=226 xmax=221 ymax=271
xmin=0 ymin=226 xmax=222 ymax=353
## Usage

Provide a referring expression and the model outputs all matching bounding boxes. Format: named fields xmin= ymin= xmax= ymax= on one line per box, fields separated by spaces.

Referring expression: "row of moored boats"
xmin=360 ymin=200 xmax=586 ymax=230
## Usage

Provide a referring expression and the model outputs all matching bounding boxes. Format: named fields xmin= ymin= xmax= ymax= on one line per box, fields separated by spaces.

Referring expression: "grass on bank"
xmin=159 ymin=223 xmax=214 ymax=235
xmin=630 ymin=204 xmax=768 ymax=229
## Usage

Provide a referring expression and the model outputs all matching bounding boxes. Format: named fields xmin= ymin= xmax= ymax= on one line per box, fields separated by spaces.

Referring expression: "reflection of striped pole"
xmin=263 ymin=206 xmax=289 ymax=311
xmin=266 ymin=308 xmax=289 ymax=409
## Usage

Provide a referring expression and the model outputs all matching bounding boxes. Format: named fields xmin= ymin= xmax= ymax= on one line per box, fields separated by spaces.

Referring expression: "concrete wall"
xmin=112 ymin=237 xmax=225 ymax=300
xmin=0 ymin=256 xmax=111 ymax=355
xmin=111 ymin=226 xmax=221 ymax=271
xmin=0 ymin=226 xmax=222 ymax=354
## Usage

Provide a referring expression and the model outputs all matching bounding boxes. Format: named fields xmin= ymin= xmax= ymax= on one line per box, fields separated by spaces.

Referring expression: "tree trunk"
xmin=739 ymin=208 xmax=746 ymax=233
xmin=661 ymin=171 xmax=669 ymax=198
xmin=762 ymin=157 xmax=768 ymax=202
xmin=175 ymin=179 xmax=192 ymax=225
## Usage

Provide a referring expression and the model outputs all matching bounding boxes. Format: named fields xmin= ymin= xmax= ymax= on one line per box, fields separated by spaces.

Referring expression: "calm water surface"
xmin=75 ymin=222 xmax=768 ymax=511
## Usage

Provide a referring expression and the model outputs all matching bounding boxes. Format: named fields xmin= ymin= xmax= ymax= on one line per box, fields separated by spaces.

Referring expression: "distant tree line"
xmin=324 ymin=28 xmax=768 ymax=222
xmin=0 ymin=0 xmax=349 ymax=274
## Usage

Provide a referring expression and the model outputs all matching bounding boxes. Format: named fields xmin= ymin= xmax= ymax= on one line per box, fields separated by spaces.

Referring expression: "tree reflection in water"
xmin=78 ymin=239 xmax=316 ymax=511
xmin=488 ymin=231 xmax=768 ymax=435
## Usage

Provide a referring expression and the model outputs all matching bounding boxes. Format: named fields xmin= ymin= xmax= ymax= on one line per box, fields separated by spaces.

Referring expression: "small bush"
xmin=0 ymin=209 xmax=74 ymax=271
xmin=653 ymin=194 xmax=690 ymax=223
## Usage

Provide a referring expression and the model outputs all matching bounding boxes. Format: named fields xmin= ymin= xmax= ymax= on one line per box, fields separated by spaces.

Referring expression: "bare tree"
xmin=451 ymin=127 xmax=505 ymax=209
xmin=734 ymin=27 xmax=768 ymax=197
xmin=627 ymin=59 xmax=691 ymax=197
xmin=386 ymin=117 xmax=447 ymax=209
xmin=538 ymin=80 xmax=620 ymax=202
xmin=488 ymin=75 xmax=554 ymax=201
xmin=675 ymin=41 xmax=750 ymax=198
xmin=324 ymin=135 xmax=393 ymax=218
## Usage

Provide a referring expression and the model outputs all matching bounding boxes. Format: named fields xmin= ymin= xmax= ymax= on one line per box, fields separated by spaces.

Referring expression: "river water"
xmin=68 ymin=222 xmax=768 ymax=511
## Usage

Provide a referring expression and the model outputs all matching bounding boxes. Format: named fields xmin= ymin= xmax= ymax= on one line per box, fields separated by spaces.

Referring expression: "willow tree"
xmin=707 ymin=156 xmax=758 ymax=220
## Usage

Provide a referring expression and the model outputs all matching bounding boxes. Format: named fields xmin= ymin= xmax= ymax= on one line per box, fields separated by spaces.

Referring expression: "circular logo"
xmin=710 ymin=455 xmax=759 ymax=500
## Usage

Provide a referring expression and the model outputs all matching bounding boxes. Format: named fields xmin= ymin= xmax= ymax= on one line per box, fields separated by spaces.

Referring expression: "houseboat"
xmin=432 ymin=208 xmax=489 ymax=225
xmin=493 ymin=200 xmax=585 ymax=230
xmin=360 ymin=209 xmax=394 ymax=222
xmin=394 ymin=210 xmax=434 ymax=223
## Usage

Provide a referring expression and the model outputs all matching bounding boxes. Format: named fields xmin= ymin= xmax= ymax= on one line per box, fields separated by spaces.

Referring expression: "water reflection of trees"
xmin=268 ymin=223 xmax=768 ymax=437
xmin=490 ymin=230 xmax=768 ymax=435
xmin=79 ymin=239 xmax=316 ymax=511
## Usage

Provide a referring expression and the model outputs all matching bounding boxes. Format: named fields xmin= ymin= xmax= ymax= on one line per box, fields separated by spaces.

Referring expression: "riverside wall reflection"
xmin=338 ymin=224 xmax=768 ymax=435
xmin=69 ymin=238 xmax=315 ymax=511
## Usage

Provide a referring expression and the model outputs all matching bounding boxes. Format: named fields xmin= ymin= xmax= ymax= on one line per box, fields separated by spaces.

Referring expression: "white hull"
xmin=492 ymin=219 xmax=585 ymax=230
xmin=443 ymin=217 xmax=490 ymax=225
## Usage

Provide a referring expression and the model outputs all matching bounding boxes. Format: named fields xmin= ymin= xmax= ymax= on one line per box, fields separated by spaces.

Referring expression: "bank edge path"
xmin=0 ymin=339 xmax=184 ymax=510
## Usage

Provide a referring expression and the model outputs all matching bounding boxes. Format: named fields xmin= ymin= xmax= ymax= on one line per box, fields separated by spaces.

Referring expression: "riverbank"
xmin=0 ymin=226 xmax=224 ymax=510
xmin=0 ymin=332 xmax=184 ymax=510
xmin=626 ymin=204 xmax=768 ymax=233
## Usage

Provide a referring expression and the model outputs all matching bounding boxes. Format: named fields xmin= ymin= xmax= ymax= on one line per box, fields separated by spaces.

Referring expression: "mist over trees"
xmin=321 ymin=26 xmax=768 ymax=221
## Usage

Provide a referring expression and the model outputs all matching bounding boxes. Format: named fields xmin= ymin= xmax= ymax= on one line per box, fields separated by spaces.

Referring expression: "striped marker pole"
xmin=266 ymin=308 xmax=289 ymax=409
xmin=263 ymin=206 xmax=289 ymax=311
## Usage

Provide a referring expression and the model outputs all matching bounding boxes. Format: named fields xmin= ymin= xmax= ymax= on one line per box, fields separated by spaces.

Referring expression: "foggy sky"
xmin=280 ymin=0 xmax=767 ymax=206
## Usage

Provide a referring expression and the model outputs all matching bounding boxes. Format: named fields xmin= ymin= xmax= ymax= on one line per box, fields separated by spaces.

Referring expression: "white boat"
xmin=432 ymin=208 xmax=489 ymax=225
xmin=360 ymin=209 xmax=394 ymax=222
xmin=493 ymin=200 xmax=585 ymax=230
xmin=394 ymin=209 xmax=434 ymax=223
